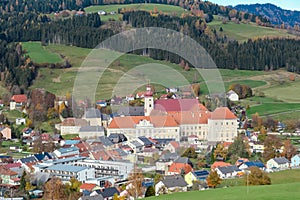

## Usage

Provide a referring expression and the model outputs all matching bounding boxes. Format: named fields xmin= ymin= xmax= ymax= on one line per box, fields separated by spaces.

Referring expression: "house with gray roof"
xmin=41 ymin=164 xmax=95 ymax=182
xmin=216 ymin=165 xmax=242 ymax=179
xmin=79 ymin=126 xmax=105 ymax=139
xmin=156 ymin=153 xmax=179 ymax=174
xmin=128 ymin=140 xmax=143 ymax=153
xmin=53 ymin=146 xmax=79 ymax=158
xmin=155 ymin=175 xmax=188 ymax=196
xmin=266 ymin=157 xmax=290 ymax=170
xmin=239 ymin=161 xmax=265 ymax=171
xmin=82 ymin=108 xmax=102 ymax=126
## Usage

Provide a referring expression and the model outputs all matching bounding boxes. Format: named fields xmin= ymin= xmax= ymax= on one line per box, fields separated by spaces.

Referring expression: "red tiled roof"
xmin=75 ymin=142 xmax=91 ymax=152
xmin=80 ymin=183 xmax=97 ymax=191
xmin=168 ymin=163 xmax=193 ymax=174
xmin=0 ymin=168 xmax=18 ymax=176
xmin=169 ymin=110 xmax=209 ymax=124
xmin=11 ymin=95 xmax=27 ymax=103
xmin=169 ymin=141 xmax=180 ymax=149
xmin=91 ymin=150 xmax=112 ymax=161
xmin=211 ymin=161 xmax=231 ymax=169
xmin=108 ymin=115 xmax=178 ymax=129
xmin=3 ymin=163 xmax=21 ymax=169
xmin=209 ymin=107 xmax=237 ymax=120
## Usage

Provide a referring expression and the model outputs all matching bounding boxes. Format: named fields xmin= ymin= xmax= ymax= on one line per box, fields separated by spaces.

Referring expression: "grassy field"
xmin=147 ymin=169 xmax=300 ymax=200
xmin=22 ymin=42 xmax=300 ymax=119
xmin=26 ymin=43 xmax=266 ymax=99
xmin=22 ymin=42 xmax=63 ymax=63
xmin=85 ymin=3 xmax=189 ymax=21
xmin=147 ymin=182 xmax=300 ymax=200
xmin=208 ymin=17 xmax=297 ymax=42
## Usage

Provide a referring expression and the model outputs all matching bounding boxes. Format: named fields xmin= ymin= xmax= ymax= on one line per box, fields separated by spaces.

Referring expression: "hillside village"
xmin=0 ymin=83 xmax=299 ymax=199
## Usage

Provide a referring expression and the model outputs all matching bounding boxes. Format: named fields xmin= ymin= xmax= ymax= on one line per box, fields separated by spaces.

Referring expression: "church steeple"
xmin=144 ymin=82 xmax=153 ymax=116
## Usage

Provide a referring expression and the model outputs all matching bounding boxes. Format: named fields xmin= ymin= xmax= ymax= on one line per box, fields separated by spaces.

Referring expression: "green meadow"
xmin=85 ymin=3 xmax=189 ymax=21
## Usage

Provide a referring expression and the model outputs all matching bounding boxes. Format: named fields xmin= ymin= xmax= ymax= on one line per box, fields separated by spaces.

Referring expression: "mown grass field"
xmin=146 ymin=169 xmax=300 ymax=200
xmin=208 ymin=17 xmax=297 ymax=42
xmin=22 ymin=42 xmax=63 ymax=63
xmin=147 ymin=182 xmax=300 ymax=200
xmin=85 ymin=3 xmax=189 ymax=21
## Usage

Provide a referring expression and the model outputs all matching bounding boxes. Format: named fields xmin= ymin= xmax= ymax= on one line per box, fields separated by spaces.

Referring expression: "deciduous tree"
xmin=246 ymin=166 xmax=271 ymax=185
xmin=127 ymin=165 xmax=144 ymax=199
xmin=281 ymin=139 xmax=297 ymax=160
xmin=206 ymin=170 xmax=222 ymax=188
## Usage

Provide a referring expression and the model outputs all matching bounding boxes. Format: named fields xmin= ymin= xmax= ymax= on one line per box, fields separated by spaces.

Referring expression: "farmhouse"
xmin=10 ymin=94 xmax=27 ymax=110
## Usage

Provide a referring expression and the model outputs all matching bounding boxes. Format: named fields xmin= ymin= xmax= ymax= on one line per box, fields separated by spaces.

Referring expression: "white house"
xmin=216 ymin=165 xmax=242 ymax=179
xmin=16 ymin=118 xmax=26 ymax=125
xmin=266 ymin=157 xmax=290 ymax=170
xmin=227 ymin=90 xmax=239 ymax=102
xmin=155 ymin=175 xmax=188 ymax=196
xmin=291 ymin=154 xmax=300 ymax=168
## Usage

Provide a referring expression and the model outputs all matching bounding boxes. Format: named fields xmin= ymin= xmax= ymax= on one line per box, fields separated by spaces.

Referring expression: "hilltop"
xmin=235 ymin=3 xmax=300 ymax=27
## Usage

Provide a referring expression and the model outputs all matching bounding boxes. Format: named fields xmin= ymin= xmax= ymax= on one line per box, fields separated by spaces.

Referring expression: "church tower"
xmin=144 ymin=83 xmax=153 ymax=116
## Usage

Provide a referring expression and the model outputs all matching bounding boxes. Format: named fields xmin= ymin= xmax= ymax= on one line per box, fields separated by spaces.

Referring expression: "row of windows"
xmin=215 ymin=122 xmax=235 ymax=126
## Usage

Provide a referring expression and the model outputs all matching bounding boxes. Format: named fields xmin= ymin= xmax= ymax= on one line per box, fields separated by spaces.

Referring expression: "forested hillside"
xmin=0 ymin=0 xmax=299 ymax=94
xmin=235 ymin=3 xmax=300 ymax=28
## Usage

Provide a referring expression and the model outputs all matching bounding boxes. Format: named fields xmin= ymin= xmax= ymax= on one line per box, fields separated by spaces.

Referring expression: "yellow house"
xmin=184 ymin=170 xmax=209 ymax=187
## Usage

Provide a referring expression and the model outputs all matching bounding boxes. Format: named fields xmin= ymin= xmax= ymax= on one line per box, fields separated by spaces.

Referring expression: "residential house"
xmin=0 ymin=168 xmax=20 ymax=186
xmin=79 ymin=183 xmax=99 ymax=192
xmin=235 ymin=158 xmax=249 ymax=167
xmin=53 ymin=146 xmax=80 ymax=158
xmin=211 ymin=161 xmax=231 ymax=170
xmin=42 ymin=164 xmax=95 ymax=182
xmin=155 ymin=152 xmax=179 ymax=174
xmin=137 ymin=136 xmax=154 ymax=148
xmin=216 ymin=165 xmax=242 ymax=178
xmin=155 ymin=175 xmax=188 ymax=196
xmin=164 ymin=141 xmax=180 ymax=153
xmin=0 ymin=127 xmax=11 ymax=139
xmin=167 ymin=162 xmax=193 ymax=175
xmin=10 ymin=94 xmax=27 ymax=110
xmin=34 ymin=152 xmax=52 ymax=162
xmin=127 ymin=140 xmax=144 ymax=153
xmin=184 ymin=170 xmax=209 ymax=187
xmin=227 ymin=90 xmax=239 ymax=102
xmin=90 ymin=187 xmax=120 ymax=200
xmin=16 ymin=118 xmax=26 ymax=125
xmin=108 ymin=133 xmax=127 ymax=144
xmin=291 ymin=154 xmax=300 ymax=168
xmin=82 ymin=108 xmax=102 ymax=126
xmin=266 ymin=157 xmax=290 ymax=170
xmin=239 ymin=161 xmax=265 ymax=171
xmin=166 ymin=157 xmax=193 ymax=175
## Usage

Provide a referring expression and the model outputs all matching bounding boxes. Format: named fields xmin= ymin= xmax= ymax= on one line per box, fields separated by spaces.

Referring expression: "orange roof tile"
xmin=11 ymin=95 xmax=27 ymax=103
xmin=211 ymin=161 xmax=231 ymax=169
xmin=210 ymin=107 xmax=237 ymax=120
xmin=80 ymin=183 xmax=97 ymax=191
xmin=169 ymin=110 xmax=209 ymax=124
xmin=108 ymin=115 xmax=178 ymax=129
xmin=169 ymin=141 xmax=180 ymax=149
xmin=168 ymin=163 xmax=193 ymax=174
